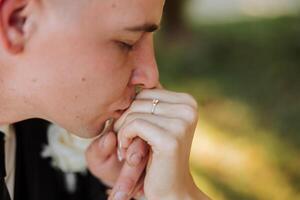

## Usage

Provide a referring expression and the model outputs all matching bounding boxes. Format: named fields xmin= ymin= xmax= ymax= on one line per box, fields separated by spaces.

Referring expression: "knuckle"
xmin=136 ymin=89 xmax=148 ymax=99
xmin=130 ymin=118 xmax=146 ymax=128
xmin=191 ymin=98 xmax=199 ymax=110
xmin=133 ymin=119 xmax=145 ymax=127
xmin=128 ymin=140 xmax=147 ymax=155
xmin=124 ymin=113 xmax=147 ymax=131
xmin=126 ymin=112 xmax=137 ymax=123
xmin=137 ymin=141 xmax=149 ymax=153
xmin=119 ymin=119 xmax=146 ymax=138
xmin=165 ymin=137 xmax=181 ymax=153
xmin=128 ymin=119 xmax=139 ymax=129
xmin=171 ymin=119 xmax=187 ymax=135
xmin=184 ymin=93 xmax=198 ymax=109
xmin=130 ymin=100 xmax=140 ymax=109
xmin=128 ymin=152 xmax=144 ymax=166
xmin=182 ymin=104 xmax=198 ymax=122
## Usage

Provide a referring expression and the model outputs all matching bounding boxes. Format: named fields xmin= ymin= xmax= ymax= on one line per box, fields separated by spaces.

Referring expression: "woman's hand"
xmin=109 ymin=88 xmax=210 ymax=200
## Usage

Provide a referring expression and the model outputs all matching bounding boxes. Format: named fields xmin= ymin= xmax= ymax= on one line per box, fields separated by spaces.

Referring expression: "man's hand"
xmin=85 ymin=129 xmax=149 ymax=199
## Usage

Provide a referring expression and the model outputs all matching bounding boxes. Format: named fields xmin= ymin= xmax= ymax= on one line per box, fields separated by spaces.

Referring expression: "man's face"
xmin=10 ymin=0 xmax=165 ymax=137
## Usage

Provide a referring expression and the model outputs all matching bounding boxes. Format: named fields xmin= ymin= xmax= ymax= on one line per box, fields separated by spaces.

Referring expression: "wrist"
xmin=187 ymin=182 xmax=211 ymax=200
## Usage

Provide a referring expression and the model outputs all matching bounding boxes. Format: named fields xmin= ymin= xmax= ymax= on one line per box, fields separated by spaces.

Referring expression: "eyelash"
xmin=117 ymin=41 xmax=134 ymax=52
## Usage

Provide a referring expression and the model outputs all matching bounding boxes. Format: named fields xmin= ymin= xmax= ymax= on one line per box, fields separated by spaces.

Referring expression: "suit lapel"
xmin=13 ymin=118 xmax=108 ymax=200
xmin=13 ymin=119 xmax=66 ymax=200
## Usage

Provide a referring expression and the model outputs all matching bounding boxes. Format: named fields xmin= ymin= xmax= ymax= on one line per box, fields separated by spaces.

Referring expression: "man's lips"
xmin=99 ymin=90 xmax=136 ymax=134
xmin=98 ymin=108 xmax=126 ymax=135
xmin=114 ymin=110 xmax=123 ymax=119
xmin=114 ymin=107 xmax=128 ymax=118
xmin=115 ymin=91 xmax=136 ymax=115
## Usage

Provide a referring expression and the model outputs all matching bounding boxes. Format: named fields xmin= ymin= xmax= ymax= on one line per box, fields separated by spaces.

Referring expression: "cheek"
xmin=73 ymin=43 xmax=133 ymax=110
xmin=23 ymin=26 xmax=132 ymax=119
xmin=45 ymin=47 xmax=130 ymax=114
xmin=76 ymin=46 xmax=132 ymax=102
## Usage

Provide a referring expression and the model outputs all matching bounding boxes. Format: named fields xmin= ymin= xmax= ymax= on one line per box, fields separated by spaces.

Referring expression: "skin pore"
xmin=0 ymin=0 xmax=164 ymax=138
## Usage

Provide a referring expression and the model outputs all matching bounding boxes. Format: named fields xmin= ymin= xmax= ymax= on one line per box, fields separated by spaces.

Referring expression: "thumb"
xmin=85 ymin=131 xmax=117 ymax=164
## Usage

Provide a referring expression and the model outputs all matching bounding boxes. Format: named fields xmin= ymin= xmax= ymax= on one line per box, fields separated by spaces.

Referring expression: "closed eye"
xmin=116 ymin=41 xmax=134 ymax=52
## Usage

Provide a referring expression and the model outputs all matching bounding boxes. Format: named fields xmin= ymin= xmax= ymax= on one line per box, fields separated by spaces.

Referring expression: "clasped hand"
xmin=86 ymin=86 xmax=203 ymax=200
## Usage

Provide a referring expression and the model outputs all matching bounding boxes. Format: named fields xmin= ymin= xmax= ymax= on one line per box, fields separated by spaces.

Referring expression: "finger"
xmin=131 ymin=173 xmax=145 ymax=199
xmin=125 ymin=137 xmax=149 ymax=167
xmin=118 ymin=119 xmax=173 ymax=154
xmin=126 ymin=140 xmax=147 ymax=199
xmin=114 ymin=100 xmax=197 ymax=132
xmin=85 ymin=131 xmax=117 ymax=163
xmin=132 ymin=183 xmax=145 ymax=199
xmin=116 ymin=113 xmax=188 ymax=146
xmin=136 ymin=89 xmax=198 ymax=109
xmin=86 ymin=131 xmax=123 ymax=187
xmin=108 ymin=151 xmax=149 ymax=200
xmin=117 ymin=136 xmax=147 ymax=165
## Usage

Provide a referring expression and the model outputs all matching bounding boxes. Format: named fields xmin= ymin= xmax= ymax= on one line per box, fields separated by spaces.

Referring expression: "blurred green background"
xmin=157 ymin=1 xmax=300 ymax=199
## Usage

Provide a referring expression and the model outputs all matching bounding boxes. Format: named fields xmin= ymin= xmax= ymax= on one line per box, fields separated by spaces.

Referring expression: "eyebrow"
xmin=124 ymin=23 xmax=160 ymax=33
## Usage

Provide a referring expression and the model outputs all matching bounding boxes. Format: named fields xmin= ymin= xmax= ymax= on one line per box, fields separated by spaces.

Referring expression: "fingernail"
xmin=99 ymin=131 xmax=110 ymax=148
xmin=117 ymin=148 xmax=123 ymax=162
xmin=117 ymin=141 xmax=123 ymax=161
xmin=129 ymin=153 xmax=142 ymax=166
xmin=113 ymin=191 xmax=128 ymax=200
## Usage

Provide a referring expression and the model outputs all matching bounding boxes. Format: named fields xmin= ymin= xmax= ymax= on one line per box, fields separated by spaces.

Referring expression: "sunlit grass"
xmin=176 ymin=80 xmax=300 ymax=199
xmin=191 ymin=110 xmax=300 ymax=200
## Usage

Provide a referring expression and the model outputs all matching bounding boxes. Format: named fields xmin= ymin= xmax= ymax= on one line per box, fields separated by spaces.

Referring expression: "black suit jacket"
xmin=12 ymin=118 xmax=109 ymax=200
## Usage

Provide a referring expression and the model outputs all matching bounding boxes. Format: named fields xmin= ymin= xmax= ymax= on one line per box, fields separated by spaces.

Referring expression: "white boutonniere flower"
xmin=40 ymin=119 xmax=114 ymax=193
xmin=41 ymin=124 xmax=93 ymax=192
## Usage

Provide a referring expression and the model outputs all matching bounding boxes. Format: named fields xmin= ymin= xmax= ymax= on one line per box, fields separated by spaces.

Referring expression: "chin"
xmin=73 ymin=108 xmax=126 ymax=139
xmin=80 ymin=115 xmax=114 ymax=138
xmin=84 ymin=122 xmax=107 ymax=138
xmin=65 ymin=120 xmax=102 ymax=139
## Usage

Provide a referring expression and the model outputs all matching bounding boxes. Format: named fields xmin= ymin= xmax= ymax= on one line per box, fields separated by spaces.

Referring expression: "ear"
xmin=0 ymin=0 xmax=29 ymax=54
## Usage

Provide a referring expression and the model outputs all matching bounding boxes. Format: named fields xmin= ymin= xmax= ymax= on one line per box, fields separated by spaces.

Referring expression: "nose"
xmin=129 ymin=34 xmax=159 ymax=89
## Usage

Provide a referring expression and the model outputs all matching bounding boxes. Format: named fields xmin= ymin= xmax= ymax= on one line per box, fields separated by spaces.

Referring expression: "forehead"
xmin=84 ymin=0 xmax=165 ymax=29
